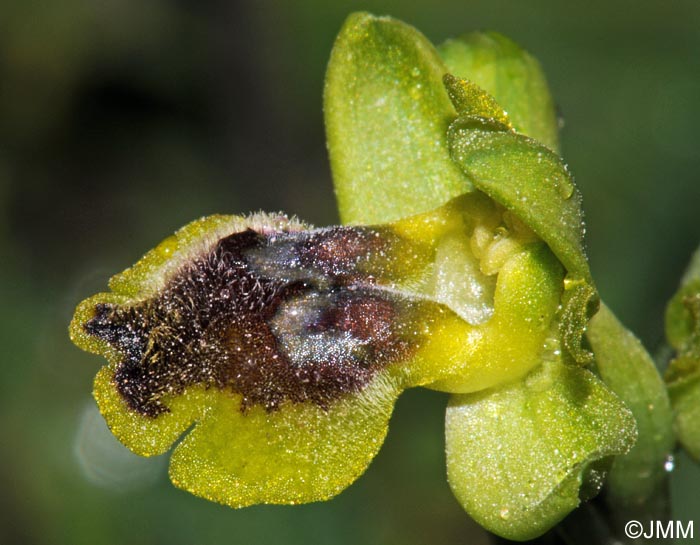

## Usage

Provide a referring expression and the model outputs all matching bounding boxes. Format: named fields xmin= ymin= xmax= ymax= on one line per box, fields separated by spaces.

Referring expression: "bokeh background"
xmin=2 ymin=1 xmax=700 ymax=544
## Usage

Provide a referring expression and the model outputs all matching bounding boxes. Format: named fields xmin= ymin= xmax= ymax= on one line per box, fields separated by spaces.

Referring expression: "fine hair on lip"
xmin=84 ymin=226 xmax=418 ymax=416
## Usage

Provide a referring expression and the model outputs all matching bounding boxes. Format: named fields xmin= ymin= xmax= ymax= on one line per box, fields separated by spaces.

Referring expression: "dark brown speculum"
xmin=84 ymin=227 xmax=418 ymax=416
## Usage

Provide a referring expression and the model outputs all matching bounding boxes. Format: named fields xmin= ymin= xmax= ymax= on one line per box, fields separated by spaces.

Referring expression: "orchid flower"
xmin=70 ymin=12 xmax=676 ymax=541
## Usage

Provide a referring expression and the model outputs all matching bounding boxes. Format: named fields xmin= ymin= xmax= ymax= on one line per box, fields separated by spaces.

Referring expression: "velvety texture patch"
xmin=84 ymin=227 xmax=413 ymax=416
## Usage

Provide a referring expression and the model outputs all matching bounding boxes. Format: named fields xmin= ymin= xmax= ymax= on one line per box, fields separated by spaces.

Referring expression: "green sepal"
xmin=324 ymin=12 xmax=471 ymax=225
xmin=446 ymin=360 xmax=636 ymax=541
xmin=438 ymin=32 xmax=559 ymax=151
xmin=587 ymin=304 xmax=673 ymax=510
xmin=664 ymin=246 xmax=700 ymax=460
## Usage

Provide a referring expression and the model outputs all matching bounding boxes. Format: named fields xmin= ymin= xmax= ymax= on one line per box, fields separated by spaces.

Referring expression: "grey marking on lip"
xmin=84 ymin=227 xmax=415 ymax=416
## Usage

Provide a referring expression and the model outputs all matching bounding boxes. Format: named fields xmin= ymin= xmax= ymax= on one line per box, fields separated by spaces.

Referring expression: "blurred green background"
xmin=2 ymin=1 xmax=700 ymax=544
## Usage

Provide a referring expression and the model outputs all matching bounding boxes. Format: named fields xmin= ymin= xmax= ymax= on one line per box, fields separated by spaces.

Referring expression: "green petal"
xmin=169 ymin=372 xmax=402 ymax=507
xmin=587 ymin=304 xmax=673 ymax=510
xmin=71 ymin=209 xmax=478 ymax=506
xmin=442 ymin=73 xmax=512 ymax=127
xmin=438 ymin=32 xmax=559 ymax=151
xmin=446 ymin=116 xmax=596 ymax=363
xmin=324 ymin=12 xmax=470 ymax=225
xmin=666 ymin=378 xmax=700 ymax=461
xmin=446 ymin=360 xmax=636 ymax=541
xmin=558 ymin=279 xmax=598 ymax=366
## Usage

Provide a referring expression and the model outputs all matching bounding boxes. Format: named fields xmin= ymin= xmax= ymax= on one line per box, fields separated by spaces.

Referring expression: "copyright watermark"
xmin=624 ymin=520 xmax=694 ymax=540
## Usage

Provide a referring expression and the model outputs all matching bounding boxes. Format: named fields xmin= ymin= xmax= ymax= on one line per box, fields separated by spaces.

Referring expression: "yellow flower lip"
xmin=69 ymin=208 xmax=473 ymax=508
xmin=68 ymin=194 xmax=627 ymax=518
xmin=72 ymin=192 xmax=569 ymax=421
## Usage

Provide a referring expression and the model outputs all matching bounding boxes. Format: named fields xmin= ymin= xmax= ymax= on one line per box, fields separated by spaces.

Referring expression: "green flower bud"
xmin=665 ymin=247 xmax=700 ymax=460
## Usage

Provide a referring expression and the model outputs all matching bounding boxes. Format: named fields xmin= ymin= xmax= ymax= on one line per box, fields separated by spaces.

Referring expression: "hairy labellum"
xmin=82 ymin=225 xmax=426 ymax=415
xmin=73 ymin=194 xmax=565 ymax=420
xmin=65 ymin=12 xmax=622 ymax=519
xmin=70 ymin=193 xmax=568 ymax=510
